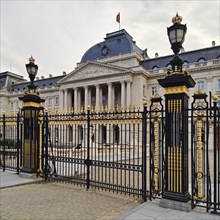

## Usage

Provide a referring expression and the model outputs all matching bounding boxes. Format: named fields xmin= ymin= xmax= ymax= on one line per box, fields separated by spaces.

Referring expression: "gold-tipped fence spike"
xmin=213 ymin=94 xmax=218 ymax=102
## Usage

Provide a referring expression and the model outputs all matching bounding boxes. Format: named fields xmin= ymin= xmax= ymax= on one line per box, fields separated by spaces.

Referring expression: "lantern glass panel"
xmin=26 ymin=66 xmax=31 ymax=75
xmin=177 ymin=29 xmax=184 ymax=43
xmin=169 ymin=30 xmax=176 ymax=43
xmin=31 ymin=66 xmax=37 ymax=75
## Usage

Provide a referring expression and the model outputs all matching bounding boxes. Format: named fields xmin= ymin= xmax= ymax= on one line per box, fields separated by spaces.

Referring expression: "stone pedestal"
xmin=160 ymin=198 xmax=192 ymax=212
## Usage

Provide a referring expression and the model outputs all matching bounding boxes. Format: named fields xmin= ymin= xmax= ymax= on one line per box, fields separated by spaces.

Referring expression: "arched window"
xmin=166 ymin=64 xmax=172 ymax=70
xmin=198 ymin=58 xmax=206 ymax=62
xmin=152 ymin=66 xmax=159 ymax=73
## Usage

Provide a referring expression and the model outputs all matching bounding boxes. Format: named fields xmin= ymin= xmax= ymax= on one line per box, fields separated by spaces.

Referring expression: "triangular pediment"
xmin=59 ymin=61 xmax=132 ymax=83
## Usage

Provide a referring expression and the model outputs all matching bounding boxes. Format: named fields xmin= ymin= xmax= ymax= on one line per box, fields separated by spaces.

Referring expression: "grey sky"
xmin=1 ymin=0 xmax=219 ymax=80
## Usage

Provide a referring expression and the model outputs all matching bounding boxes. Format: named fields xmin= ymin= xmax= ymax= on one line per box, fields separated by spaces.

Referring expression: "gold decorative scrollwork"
xmin=153 ymin=120 xmax=159 ymax=191
xmin=193 ymin=97 xmax=207 ymax=201
xmin=165 ymin=86 xmax=189 ymax=95
xmin=38 ymin=111 xmax=43 ymax=173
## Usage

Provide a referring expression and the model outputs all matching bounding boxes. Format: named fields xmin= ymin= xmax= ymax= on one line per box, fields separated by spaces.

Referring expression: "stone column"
xmin=74 ymin=88 xmax=78 ymax=112
xmin=68 ymin=90 xmax=73 ymax=110
xmin=126 ymin=81 xmax=131 ymax=110
xmin=78 ymin=88 xmax=81 ymax=110
xmin=121 ymin=81 xmax=125 ymax=109
xmin=59 ymin=89 xmax=64 ymax=109
xmin=108 ymin=83 xmax=112 ymax=110
xmin=100 ymin=85 xmax=103 ymax=108
xmin=96 ymin=84 xmax=100 ymax=110
xmin=64 ymin=89 xmax=68 ymax=111
xmin=88 ymin=87 xmax=91 ymax=105
xmin=112 ymin=84 xmax=115 ymax=108
xmin=84 ymin=86 xmax=89 ymax=110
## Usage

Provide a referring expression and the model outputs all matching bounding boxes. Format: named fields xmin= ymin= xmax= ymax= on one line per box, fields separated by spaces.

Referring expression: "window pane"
xmin=198 ymin=81 xmax=205 ymax=91
xmin=152 ymin=86 xmax=158 ymax=95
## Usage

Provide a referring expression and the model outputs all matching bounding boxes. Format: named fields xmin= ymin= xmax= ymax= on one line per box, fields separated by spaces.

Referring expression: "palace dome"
xmin=81 ymin=29 xmax=143 ymax=63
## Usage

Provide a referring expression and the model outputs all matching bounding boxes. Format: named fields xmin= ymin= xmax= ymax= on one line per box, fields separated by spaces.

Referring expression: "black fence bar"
xmin=16 ymin=112 xmax=20 ymax=174
xmin=142 ymin=104 xmax=147 ymax=202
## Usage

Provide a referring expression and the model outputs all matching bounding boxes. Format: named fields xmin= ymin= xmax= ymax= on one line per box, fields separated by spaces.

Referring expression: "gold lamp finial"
xmin=29 ymin=56 xmax=35 ymax=64
xmin=213 ymin=94 xmax=218 ymax=102
xmin=172 ymin=12 xmax=182 ymax=24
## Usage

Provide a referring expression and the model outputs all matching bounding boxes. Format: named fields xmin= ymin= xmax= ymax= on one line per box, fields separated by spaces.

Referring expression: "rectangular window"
xmin=152 ymin=86 xmax=158 ymax=95
xmin=198 ymin=81 xmax=205 ymax=91
xmin=48 ymin=97 xmax=52 ymax=106
xmin=218 ymin=79 xmax=220 ymax=91
xmin=55 ymin=96 xmax=59 ymax=105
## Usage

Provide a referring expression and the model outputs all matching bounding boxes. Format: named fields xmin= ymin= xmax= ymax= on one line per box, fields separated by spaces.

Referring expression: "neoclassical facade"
xmin=0 ymin=29 xmax=220 ymax=113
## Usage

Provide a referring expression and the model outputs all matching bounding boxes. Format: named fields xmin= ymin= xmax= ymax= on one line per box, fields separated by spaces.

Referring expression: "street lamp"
xmin=26 ymin=56 xmax=38 ymax=91
xmin=158 ymin=13 xmax=195 ymax=207
xmin=167 ymin=13 xmax=187 ymax=74
xmin=19 ymin=56 xmax=45 ymax=174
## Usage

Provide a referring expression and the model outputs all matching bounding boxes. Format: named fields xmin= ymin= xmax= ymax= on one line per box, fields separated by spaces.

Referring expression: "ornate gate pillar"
xmin=19 ymin=57 xmax=44 ymax=174
xmin=159 ymin=74 xmax=195 ymax=203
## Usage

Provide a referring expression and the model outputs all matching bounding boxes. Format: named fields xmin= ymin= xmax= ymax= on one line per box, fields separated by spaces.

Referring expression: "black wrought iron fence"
xmin=191 ymin=92 xmax=220 ymax=213
xmin=42 ymin=99 xmax=164 ymax=201
xmin=0 ymin=93 xmax=219 ymax=213
xmin=0 ymin=112 xmax=22 ymax=173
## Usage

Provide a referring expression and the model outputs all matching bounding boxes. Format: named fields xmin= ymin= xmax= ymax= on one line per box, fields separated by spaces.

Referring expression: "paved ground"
xmin=0 ymin=171 xmax=220 ymax=220
xmin=0 ymin=178 xmax=140 ymax=220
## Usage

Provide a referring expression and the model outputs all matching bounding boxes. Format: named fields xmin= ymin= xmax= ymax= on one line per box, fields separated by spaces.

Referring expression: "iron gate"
xmin=42 ymin=100 xmax=164 ymax=201
xmin=0 ymin=112 xmax=22 ymax=173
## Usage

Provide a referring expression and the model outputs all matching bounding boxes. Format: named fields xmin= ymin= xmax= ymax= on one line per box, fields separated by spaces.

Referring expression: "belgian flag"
xmin=116 ymin=12 xmax=120 ymax=23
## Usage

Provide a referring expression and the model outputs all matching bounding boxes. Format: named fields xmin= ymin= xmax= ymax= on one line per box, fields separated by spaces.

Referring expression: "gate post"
xmin=159 ymin=73 xmax=195 ymax=206
xmin=19 ymin=57 xmax=45 ymax=174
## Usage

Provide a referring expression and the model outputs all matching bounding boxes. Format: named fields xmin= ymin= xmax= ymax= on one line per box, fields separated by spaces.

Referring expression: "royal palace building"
xmin=0 ymin=29 xmax=220 ymax=113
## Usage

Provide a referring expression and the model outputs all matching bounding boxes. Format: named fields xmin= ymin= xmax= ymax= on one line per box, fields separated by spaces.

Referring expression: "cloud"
xmin=1 ymin=0 xmax=219 ymax=79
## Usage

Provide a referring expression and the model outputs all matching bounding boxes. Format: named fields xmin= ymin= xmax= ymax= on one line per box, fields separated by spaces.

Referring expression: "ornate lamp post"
xmin=158 ymin=13 xmax=195 ymax=210
xmin=19 ymin=56 xmax=44 ymax=174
